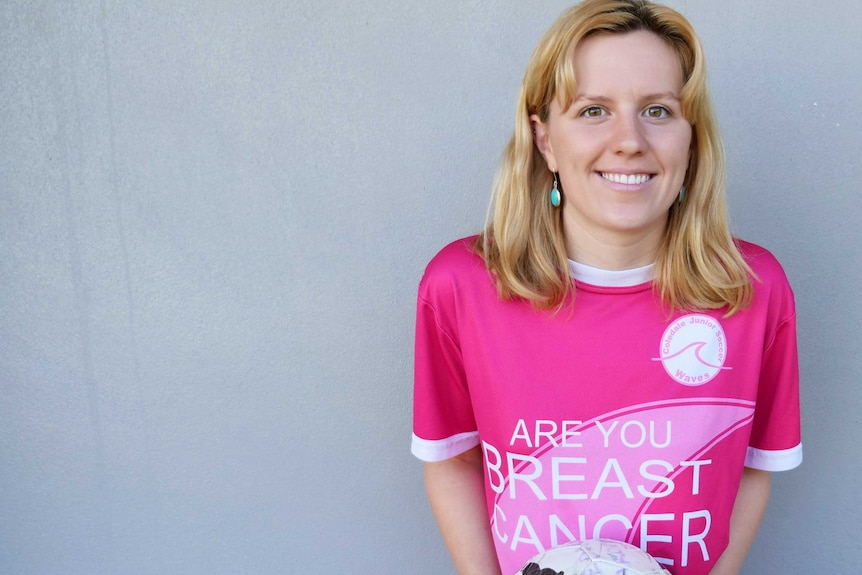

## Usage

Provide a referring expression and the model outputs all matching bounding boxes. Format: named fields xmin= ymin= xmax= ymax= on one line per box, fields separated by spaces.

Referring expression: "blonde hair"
xmin=476 ymin=0 xmax=753 ymax=314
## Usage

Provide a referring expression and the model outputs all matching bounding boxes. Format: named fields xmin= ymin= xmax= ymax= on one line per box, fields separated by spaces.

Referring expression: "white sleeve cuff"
xmin=411 ymin=431 xmax=481 ymax=462
xmin=745 ymin=443 xmax=803 ymax=471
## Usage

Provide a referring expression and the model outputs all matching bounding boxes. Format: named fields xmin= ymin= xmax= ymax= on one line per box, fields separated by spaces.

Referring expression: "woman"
xmin=411 ymin=1 xmax=802 ymax=574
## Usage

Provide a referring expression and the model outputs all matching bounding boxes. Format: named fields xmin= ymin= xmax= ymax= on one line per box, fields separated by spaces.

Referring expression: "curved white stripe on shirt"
xmin=568 ymin=259 xmax=654 ymax=287
xmin=411 ymin=431 xmax=480 ymax=462
xmin=745 ymin=443 xmax=803 ymax=472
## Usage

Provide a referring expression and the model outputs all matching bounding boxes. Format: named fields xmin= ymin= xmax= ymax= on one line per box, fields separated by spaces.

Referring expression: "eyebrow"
xmin=574 ymin=91 xmax=681 ymax=103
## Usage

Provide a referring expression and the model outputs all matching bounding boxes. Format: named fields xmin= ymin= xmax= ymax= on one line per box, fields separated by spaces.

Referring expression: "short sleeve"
xmin=411 ymin=287 xmax=481 ymax=461
xmin=745 ymin=289 xmax=803 ymax=471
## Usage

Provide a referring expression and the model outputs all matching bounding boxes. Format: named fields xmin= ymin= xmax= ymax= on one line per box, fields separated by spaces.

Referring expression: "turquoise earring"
xmin=550 ymin=173 xmax=562 ymax=207
xmin=679 ymin=185 xmax=687 ymax=204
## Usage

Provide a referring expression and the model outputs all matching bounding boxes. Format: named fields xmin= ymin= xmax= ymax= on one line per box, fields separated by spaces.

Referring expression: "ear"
xmin=529 ymin=113 xmax=556 ymax=172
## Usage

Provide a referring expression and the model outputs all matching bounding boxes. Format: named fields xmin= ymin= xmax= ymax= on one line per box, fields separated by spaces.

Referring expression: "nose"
xmin=611 ymin=112 xmax=648 ymax=156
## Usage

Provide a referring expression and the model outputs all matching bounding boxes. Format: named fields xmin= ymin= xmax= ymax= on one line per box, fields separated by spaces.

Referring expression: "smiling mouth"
xmin=600 ymin=172 xmax=653 ymax=185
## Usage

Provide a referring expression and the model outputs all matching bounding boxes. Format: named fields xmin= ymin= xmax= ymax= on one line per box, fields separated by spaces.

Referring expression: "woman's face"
xmin=532 ymin=30 xmax=692 ymax=267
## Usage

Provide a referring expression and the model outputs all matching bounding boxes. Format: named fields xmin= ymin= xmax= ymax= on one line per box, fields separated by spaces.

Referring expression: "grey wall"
xmin=1 ymin=1 xmax=858 ymax=573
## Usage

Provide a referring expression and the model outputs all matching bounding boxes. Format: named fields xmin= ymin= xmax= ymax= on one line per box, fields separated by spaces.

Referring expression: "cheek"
xmin=551 ymin=133 xmax=595 ymax=168
xmin=661 ymin=129 xmax=693 ymax=171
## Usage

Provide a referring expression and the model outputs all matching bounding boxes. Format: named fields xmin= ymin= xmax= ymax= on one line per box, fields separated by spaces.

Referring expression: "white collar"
xmin=567 ymin=259 xmax=654 ymax=287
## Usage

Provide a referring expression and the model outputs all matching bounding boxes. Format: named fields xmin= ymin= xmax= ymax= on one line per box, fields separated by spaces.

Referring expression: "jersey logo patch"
xmin=652 ymin=314 xmax=731 ymax=386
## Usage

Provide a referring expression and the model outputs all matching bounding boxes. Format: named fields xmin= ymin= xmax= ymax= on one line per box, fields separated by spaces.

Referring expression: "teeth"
xmin=602 ymin=173 xmax=651 ymax=185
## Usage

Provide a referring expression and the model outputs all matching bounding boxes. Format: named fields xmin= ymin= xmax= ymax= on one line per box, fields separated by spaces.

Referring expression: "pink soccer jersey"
xmin=412 ymin=237 xmax=802 ymax=575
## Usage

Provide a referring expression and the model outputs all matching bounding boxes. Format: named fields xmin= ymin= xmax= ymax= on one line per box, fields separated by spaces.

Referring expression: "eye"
xmin=645 ymin=105 xmax=670 ymax=119
xmin=580 ymin=106 xmax=606 ymax=118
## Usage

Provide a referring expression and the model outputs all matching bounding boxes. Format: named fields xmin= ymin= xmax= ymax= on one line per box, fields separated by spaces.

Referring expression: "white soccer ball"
xmin=516 ymin=538 xmax=672 ymax=575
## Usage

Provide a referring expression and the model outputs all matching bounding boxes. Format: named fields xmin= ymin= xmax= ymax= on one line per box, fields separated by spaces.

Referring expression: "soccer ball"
xmin=517 ymin=538 xmax=671 ymax=575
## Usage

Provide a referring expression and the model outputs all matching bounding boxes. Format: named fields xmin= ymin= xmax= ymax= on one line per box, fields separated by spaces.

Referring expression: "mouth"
xmin=599 ymin=172 xmax=653 ymax=185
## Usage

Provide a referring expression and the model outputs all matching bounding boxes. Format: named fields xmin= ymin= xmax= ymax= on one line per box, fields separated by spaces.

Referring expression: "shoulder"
xmin=735 ymin=239 xmax=796 ymax=317
xmin=736 ymin=239 xmax=791 ymax=286
xmin=418 ymin=236 xmax=491 ymax=301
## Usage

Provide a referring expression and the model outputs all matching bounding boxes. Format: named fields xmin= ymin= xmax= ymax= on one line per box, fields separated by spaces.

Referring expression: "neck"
xmin=563 ymin=222 xmax=666 ymax=270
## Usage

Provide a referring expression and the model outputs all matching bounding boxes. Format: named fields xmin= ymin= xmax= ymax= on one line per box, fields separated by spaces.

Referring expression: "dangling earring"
xmin=550 ymin=173 xmax=562 ymax=207
xmin=678 ymin=185 xmax=687 ymax=204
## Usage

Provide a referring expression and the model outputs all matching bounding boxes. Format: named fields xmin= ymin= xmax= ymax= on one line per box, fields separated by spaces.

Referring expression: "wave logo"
xmin=653 ymin=314 xmax=731 ymax=386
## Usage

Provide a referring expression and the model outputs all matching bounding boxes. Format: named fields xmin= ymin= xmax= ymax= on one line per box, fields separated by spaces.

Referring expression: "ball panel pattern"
xmin=517 ymin=539 xmax=672 ymax=575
